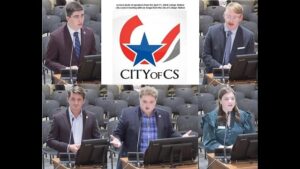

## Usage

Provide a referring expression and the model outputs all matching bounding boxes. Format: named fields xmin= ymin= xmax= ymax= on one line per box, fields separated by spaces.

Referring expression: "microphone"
xmin=223 ymin=112 xmax=230 ymax=164
xmin=69 ymin=35 xmax=75 ymax=85
xmin=136 ymin=118 xmax=142 ymax=167
xmin=67 ymin=117 xmax=75 ymax=168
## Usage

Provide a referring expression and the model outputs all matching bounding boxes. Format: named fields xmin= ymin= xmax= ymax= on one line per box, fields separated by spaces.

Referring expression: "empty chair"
xmin=42 ymin=84 xmax=51 ymax=100
xmin=107 ymin=85 xmax=120 ymax=100
xmin=43 ymin=100 xmax=60 ymax=119
xmin=206 ymin=84 xmax=227 ymax=99
xmin=200 ymin=15 xmax=214 ymax=35
xmin=83 ymin=4 xmax=99 ymax=20
xmin=83 ymin=88 xmax=98 ymax=105
xmin=120 ymin=90 xmax=140 ymax=106
xmin=237 ymin=98 xmax=258 ymax=122
xmin=191 ymin=93 xmax=215 ymax=112
xmin=43 ymin=15 xmax=61 ymax=34
xmin=233 ymin=83 xmax=257 ymax=98
xmin=234 ymin=91 xmax=246 ymax=101
xmin=205 ymin=6 xmax=225 ymax=23
xmin=51 ymin=90 xmax=69 ymax=106
xmin=48 ymin=106 xmax=67 ymax=120
xmin=53 ymin=5 xmax=66 ymax=21
xmin=49 ymin=21 xmax=66 ymax=33
xmin=107 ymin=100 xmax=128 ymax=119
xmin=177 ymin=104 xmax=199 ymax=116
xmin=202 ymin=100 xmax=217 ymax=114
xmin=42 ymin=120 xmax=58 ymax=168
xmin=199 ymin=0 xmax=205 ymax=15
xmin=175 ymin=87 xmax=194 ymax=103
xmin=162 ymin=97 xmax=185 ymax=116
xmin=156 ymin=88 xmax=167 ymax=105
xmin=248 ymin=13 xmax=258 ymax=24
xmin=250 ymin=90 xmax=258 ymax=100
xmin=86 ymin=20 xmax=101 ymax=36
xmin=42 ymin=0 xmax=52 ymax=15
xmin=84 ymin=105 xmax=106 ymax=128
xmin=177 ymin=115 xmax=203 ymax=138
xmin=94 ymin=96 xmax=114 ymax=116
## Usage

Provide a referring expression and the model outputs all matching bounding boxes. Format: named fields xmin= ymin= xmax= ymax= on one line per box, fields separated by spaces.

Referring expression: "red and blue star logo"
xmin=120 ymin=15 xmax=180 ymax=66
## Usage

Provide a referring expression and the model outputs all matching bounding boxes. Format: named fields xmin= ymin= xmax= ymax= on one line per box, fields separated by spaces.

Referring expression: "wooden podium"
xmin=206 ymin=73 xmax=257 ymax=86
xmin=207 ymin=153 xmax=258 ymax=169
xmin=52 ymin=158 xmax=103 ymax=169
xmin=120 ymin=157 xmax=198 ymax=169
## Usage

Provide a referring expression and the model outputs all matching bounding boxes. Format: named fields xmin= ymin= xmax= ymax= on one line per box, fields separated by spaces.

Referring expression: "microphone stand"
xmin=136 ymin=120 xmax=142 ymax=167
xmin=223 ymin=113 xmax=229 ymax=164
xmin=67 ymin=117 xmax=75 ymax=168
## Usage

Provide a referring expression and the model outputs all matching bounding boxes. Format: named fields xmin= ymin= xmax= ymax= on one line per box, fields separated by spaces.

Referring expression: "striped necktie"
xmin=73 ymin=32 xmax=81 ymax=58
xmin=223 ymin=31 xmax=232 ymax=65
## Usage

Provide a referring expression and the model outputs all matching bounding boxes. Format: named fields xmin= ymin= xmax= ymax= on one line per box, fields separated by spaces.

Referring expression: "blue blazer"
xmin=113 ymin=106 xmax=180 ymax=157
xmin=203 ymin=23 xmax=255 ymax=73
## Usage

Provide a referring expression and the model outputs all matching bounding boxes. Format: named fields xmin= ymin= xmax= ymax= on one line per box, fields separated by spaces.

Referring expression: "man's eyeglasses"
xmin=224 ymin=14 xmax=241 ymax=20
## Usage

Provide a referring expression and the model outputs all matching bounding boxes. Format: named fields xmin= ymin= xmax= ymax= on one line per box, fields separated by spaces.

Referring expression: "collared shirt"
xmin=224 ymin=24 xmax=238 ymax=52
xmin=67 ymin=24 xmax=81 ymax=45
xmin=139 ymin=111 xmax=158 ymax=153
xmin=68 ymin=107 xmax=83 ymax=144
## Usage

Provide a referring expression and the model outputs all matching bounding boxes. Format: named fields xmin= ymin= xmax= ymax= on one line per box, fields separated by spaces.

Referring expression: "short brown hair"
xmin=139 ymin=86 xmax=158 ymax=100
xmin=68 ymin=85 xmax=85 ymax=99
xmin=65 ymin=1 xmax=83 ymax=17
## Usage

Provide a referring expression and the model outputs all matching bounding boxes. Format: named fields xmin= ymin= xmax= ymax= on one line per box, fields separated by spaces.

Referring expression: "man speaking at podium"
xmin=47 ymin=86 xmax=100 ymax=153
xmin=45 ymin=1 xmax=96 ymax=74
xmin=202 ymin=2 xmax=255 ymax=74
xmin=110 ymin=86 xmax=192 ymax=169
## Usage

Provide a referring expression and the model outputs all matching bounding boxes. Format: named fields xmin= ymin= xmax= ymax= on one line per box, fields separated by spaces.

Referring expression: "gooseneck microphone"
xmin=69 ymin=36 xmax=75 ymax=85
xmin=136 ymin=118 xmax=142 ymax=167
xmin=223 ymin=112 xmax=230 ymax=164
xmin=67 ymin=117 xmax=75 ymax=168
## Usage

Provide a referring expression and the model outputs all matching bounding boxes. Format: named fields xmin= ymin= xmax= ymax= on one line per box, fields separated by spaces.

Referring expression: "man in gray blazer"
xmin=202 ymin=2 xmax=255 ymax=74
xmin=110 ymin=86 xmax=192 ymax=169
xmin=45 ymin=1 xmax=96 ymax=73
xmin=47 ymin=86 xmax=100 ymax=153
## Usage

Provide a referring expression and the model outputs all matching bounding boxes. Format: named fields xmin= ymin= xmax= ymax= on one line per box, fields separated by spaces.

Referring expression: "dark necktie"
xmin=73 ymin=32 xmax=80 ymax=58
xmin=223 ymin=31 xmax=232 ymax=65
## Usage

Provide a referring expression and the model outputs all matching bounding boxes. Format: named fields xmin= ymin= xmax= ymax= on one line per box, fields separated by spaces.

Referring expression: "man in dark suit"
xmin=202 ymin=2 xmax=255 ymax=74
xmin=45 ymin=1 xmax=96 ymax=73
xmin=110 ymin=86 xmax=192 ymax=169
xmin=47 ymin=85 xmax=100 ymax=153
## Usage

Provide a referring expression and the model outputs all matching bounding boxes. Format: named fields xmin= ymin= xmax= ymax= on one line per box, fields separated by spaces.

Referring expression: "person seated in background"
xmin=47 ymin=85 xmax=100 ymax=153
xmin=45 ymin=1 xmax=96 ymax=74
xmin=202 ymin=86 xmax=256 ymax=152
xmin=110 ymin=86 xmax=192 ymax=169
xmin=202 ymin=2 xmax=255 ymax=75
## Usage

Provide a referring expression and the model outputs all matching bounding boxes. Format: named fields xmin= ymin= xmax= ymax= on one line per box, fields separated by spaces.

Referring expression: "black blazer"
xmin=113 ymin=106 xmax=180 ymax=157
xmin=203 ymin=23 xmax=255 ymax=73
xmin=47 ymin=109 xmax=100 ymax=152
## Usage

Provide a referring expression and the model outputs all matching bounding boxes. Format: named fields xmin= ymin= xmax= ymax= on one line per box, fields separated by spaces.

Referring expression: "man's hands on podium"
xmin=219 ymin=63 xmax=231 ymax=69
xmin=182 ymin=130 xmax=194 ymax=137
xmin=65 ymin=66 xmax=79 ymax=70
xmin=110 ymin=135 xmax=122 ymax=148
xmin=68 ymin=144 xmax=81 ymax=153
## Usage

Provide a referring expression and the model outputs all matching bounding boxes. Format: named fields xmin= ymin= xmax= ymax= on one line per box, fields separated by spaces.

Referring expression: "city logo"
xmin=119 ymin=15 xmax=180 ymax=67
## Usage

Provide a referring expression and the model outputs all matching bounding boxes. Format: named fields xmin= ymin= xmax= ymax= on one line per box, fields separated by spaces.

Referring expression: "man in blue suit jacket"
xmin=202 ymin=2 xmax=255 ymax=74
xmin=110 ymin=86 xmax=191 ymax=169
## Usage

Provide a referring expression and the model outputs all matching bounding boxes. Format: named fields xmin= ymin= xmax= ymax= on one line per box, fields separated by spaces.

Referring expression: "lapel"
xmin=155 ymin=110 xmax=163 ymax=138
xmin=79 ymin=27 xmax=85 ymax=63
xmin=82 ymin=110 xmax=87 ymax=139
xmin=65 ymin=109 xmax=74 ymax=144
xmin=64 ymin=25 xmax=74 ymax=62
xmin=230 ymin=26 xmax=244 ymax=63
